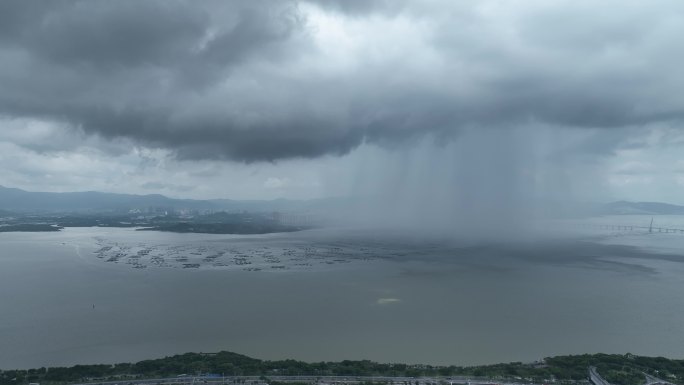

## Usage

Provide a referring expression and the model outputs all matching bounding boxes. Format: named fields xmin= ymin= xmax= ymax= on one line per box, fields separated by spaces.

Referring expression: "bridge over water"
xmin=566 ymin=219 xmax=684 ymax=234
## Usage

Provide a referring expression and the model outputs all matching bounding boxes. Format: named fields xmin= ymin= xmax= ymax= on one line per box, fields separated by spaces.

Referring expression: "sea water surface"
xmin=1 ymin=216 xmax=684 ymax=369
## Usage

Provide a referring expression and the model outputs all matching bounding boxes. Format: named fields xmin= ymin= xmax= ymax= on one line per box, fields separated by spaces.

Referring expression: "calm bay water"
xmin=2 ymin=217 xmax=684 ymax=369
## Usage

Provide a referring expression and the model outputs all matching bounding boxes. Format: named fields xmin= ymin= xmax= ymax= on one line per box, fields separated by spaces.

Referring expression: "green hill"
xmin=2 ymin=352 xmax=683 ymax=385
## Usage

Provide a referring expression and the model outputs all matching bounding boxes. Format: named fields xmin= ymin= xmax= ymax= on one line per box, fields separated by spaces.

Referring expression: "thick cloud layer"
xmin=0 ymin=0 xmax=683 ymax=162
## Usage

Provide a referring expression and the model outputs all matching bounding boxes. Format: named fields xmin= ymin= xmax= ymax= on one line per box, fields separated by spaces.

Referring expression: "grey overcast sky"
xmin=1 ymin=0 xmax=683 ymax=203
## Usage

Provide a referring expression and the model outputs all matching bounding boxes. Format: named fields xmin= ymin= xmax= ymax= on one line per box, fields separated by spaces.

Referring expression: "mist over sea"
xmin=2 ymin=216 xmax=684 ymax=369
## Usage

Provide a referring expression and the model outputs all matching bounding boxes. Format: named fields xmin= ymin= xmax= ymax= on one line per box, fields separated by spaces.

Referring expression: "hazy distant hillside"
xmin=599 ymin=201 xmax=684 ymax=215
xmin=0 ymin=185 xmax=338 ymax=213
xmin=4 ymin=185 xmax=684 ymax=216
xmin=0 ymin=185 xmax=217 ymax=212
xmin=0 ymin=208 xmax=14 ymax=217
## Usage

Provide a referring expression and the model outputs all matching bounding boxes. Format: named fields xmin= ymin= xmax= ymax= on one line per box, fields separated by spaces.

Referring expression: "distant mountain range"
xmin=2 ymin=185 xmax=684 ymax=215
xmin=0 ymin=185 xmax=336 ymax=213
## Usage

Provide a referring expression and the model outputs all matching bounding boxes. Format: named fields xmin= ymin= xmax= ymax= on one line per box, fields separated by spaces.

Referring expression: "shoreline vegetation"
xmin=1 ymin=352 xmax=683 ymax=385
xmin=0 ymin=212 xmax=309 ymax=235
xmin=0 ymin=224 xmax=63 ymax=232
xmin=136 ymin=222 xmax=304 ymax=235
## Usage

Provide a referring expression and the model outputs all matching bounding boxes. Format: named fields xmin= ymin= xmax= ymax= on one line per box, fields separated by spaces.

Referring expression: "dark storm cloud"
xmin=0 ymin=0 xmax=682 ymax=162
xmin=0 ymin=1 xmax=205 ymax=67
xmin=306 ymin=0 xmax=405 ymax=15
